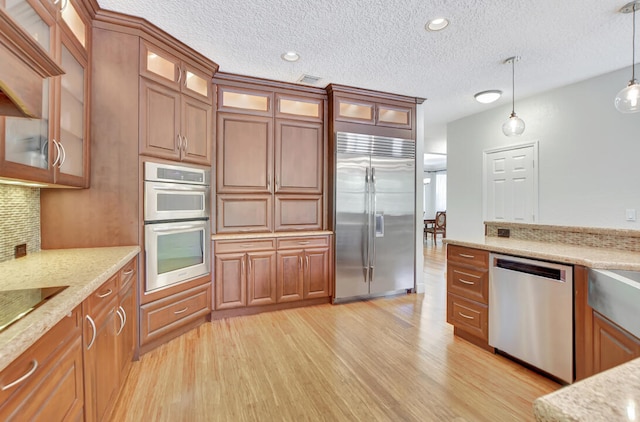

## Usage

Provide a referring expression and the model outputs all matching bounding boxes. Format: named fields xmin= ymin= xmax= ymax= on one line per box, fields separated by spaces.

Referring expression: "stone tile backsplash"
xmin=0 ymin=185 xmax=40 ymax=263
xmin=485 ymin=222 xmax=640 ymax=252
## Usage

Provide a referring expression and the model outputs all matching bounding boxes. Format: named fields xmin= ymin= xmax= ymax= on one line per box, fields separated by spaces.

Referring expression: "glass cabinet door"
xmin=58 ymin=42 xmax=85 ymax=180
xmin=3 ymin=0 xmax=54 ymax=174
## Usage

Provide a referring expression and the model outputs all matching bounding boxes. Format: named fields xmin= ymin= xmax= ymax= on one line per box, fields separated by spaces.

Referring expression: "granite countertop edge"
xmin=212 ymin=230 xmax=334 ymax=240
xmin=443 ymin=237 xmax=640 ymax=270
xmin=0 ymin=246 xmax=140 ymax=373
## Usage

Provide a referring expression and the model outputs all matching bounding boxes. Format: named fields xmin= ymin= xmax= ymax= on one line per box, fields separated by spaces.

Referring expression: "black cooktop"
xmin=0 ymin=286 xmax=69 ymax=332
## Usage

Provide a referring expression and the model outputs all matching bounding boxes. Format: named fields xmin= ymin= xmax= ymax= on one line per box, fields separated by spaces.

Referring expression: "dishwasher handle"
xmin=493 ymin=257 xmax=566 ymax=282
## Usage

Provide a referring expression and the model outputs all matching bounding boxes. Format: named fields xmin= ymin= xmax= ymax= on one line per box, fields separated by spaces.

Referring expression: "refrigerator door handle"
xmin=364 ymin=167 xmax=371 ymax=283
xmin=370 ymin=166 xmax=377 ymax=283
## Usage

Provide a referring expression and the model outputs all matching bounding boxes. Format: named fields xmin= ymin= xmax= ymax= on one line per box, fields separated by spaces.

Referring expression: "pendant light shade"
xmin=502 ymin=56 xmax=525 ymax=137
xmin=615 ymin=1 xmax=640 ymax=113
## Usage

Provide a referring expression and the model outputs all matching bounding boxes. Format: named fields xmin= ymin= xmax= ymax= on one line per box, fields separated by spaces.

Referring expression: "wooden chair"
xmin=425 ymin=211 xmax=446 ymax=243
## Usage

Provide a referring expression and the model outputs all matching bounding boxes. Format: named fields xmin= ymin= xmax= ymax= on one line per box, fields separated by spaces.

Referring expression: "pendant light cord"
xmin=511 ymin=59 xmax=516 ymax=114
xmin=633 ymin=5 xmax=636 ymax=81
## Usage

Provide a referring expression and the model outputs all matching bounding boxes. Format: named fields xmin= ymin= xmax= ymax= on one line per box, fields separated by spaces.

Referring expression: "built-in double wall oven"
xmin=144 ymin=162 xmax=210 ymax=292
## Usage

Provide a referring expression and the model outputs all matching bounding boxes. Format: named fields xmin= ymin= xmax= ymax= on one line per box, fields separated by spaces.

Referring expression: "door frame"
xmin=482 ymin=140 xmax=539 ymax=223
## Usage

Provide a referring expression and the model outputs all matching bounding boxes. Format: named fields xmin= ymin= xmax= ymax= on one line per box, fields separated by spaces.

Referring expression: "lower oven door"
xmin=145 ymin=219 xmax=210 ymax=292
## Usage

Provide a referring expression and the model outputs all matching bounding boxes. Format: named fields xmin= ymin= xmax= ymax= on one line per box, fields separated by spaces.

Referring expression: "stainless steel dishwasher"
xmin=489 ymin=253 xmax=573 ymax=384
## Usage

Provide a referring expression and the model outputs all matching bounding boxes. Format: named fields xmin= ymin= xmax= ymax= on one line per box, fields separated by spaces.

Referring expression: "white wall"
xmin=448 ymin=67 xmax=640 ymax=240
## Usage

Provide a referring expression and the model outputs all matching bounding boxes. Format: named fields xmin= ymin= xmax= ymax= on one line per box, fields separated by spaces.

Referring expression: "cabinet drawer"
xmin=215 ymin=238 xmax=275 ymax=254
xmin=140 ymin=283 xmax=211 ymax=345
xmin=447 ymin=245 xmax=489 ymax=269
xmin=447 ymin=263 xmax=488 ymax=304
xmin=277 ymin=236 xmax=330 ymax=250
xmin=85 ymin=273 xmax=119 ymax=315
xmin=0 ymin=307 xmax=81 ymax=402
xmin=447 ymin=293 xmax=488 ymax=341
xmin=120 ymin=256 xmax=138 ymax=291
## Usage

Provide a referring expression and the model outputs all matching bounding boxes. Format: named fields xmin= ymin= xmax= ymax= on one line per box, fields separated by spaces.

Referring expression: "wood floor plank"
xmin=110 ymin=242 xmax=559 ymax=421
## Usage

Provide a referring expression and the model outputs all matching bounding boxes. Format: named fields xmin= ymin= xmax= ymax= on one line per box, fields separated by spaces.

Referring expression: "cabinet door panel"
xmin=275 ymin=119 xmax=322 ymax=193
xmin=214 ymin=252 xmax=246 ymax=309
xmin=0 ymin=338 xmax=84 ymax=422
xmin=304 ymin=248 xmax=330 ymax=299
xmin=139 ymin=78 xmax=180 ymax=160
xmin=217 ymin=194 xmax=273 ymax=233
xmin=593 ymin=312 xmax=640 ymax=373
xmin=216 ymin=113 xmax=273 ymax=193
xmin=247 ymin=251 xmax=276 ymax=306
xmin=181 ymin=96 xmax=212 ymax=165
xmin=277 ymin=250 xmax=304 ymax=303
xmin=274 ymin=195 xmax=322 ymax=231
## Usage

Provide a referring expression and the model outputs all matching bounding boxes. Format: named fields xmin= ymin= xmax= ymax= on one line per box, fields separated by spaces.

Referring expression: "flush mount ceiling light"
xmin=502 ymin=56 xmax=525 ymax=137
xmin=615 ymin=0 xmax=640 ymax=113
xmin=281 ymin=51 xmax=300 ymax=62
xmin=425 ymin=18 xmax=449 ymax=31
xmin=474 ymin=90 xmax=502 ymax=104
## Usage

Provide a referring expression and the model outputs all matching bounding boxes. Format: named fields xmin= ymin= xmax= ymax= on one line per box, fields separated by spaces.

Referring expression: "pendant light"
xmin=615 ymin=1 xmax=640 ymax=113
xmin=502 ymin=56 xmax=525 ymax=136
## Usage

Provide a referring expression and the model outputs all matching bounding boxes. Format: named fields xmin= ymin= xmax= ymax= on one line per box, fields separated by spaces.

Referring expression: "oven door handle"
xmin=151 ymin=186 xmax=208 ymax=192
xmin=151 ymin=224 xmax=204 ymax=232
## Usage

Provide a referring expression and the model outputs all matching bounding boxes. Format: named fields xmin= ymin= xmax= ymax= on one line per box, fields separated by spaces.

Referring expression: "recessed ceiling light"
xmin=425 ymin=18 xmax=449 ymax=31
xmin=474 ymin=90 xmax=502 ymax=104
xmin=281 ymin=51 xmax=300 ymax=62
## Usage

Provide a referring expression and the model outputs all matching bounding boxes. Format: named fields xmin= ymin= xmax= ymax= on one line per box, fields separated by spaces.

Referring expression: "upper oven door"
xmin=144 ymin=181 xmax=210 ymax=222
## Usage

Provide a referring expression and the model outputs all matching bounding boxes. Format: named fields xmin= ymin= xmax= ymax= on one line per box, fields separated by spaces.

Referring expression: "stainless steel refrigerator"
xmin=334 ymin=132 xmax=416 ymax=301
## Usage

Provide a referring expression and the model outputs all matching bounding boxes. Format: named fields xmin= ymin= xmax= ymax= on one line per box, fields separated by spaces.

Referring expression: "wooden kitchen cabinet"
xmin=274 ymin=119 xmax=323 ymax=194
xmin=214 ymin=73 xmax=328 ymax=234
xmin=0 ymin=0 xmax=90 ymax=187
xmin=216 ymin=112 xmax=273 ymax=193
xmin=140 ymin=282 xmax=211 ymax=353
xmin=0 ymin=306 xmax=84 ymax=422
xmin=592 ymin=311 xmax=640 ymax=374
xmin=139 ymin=39 xmax=213 ymax=166
xmin=446 ymin=245 xmax=491 ymax=350
xmin=277 ymin=236 xmax=331 ymax=301
xmin=139 ymin=77 xmax=212 ymax=166
xmin=214 ymin=238 xmax=277 ymax=309
xmin=116 ymin=257 xmax=137 ymax=383
xmin=333 ymin=95 xmax=412 ymax=130
xmin=83 ymin=274 xmax=119 ymax=422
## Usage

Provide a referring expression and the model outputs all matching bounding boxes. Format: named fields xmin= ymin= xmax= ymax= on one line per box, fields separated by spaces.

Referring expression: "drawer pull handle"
xmin=453 ymin=270 xmax=481 ymax=279
xmin=174 ymin=307 xmax=189 ymax=315
xmin=97 ymin=289 xmax=113 ymax=298
xmin=123 ymin=269 xmax=134 ymax=276
xmin=1 ymin=359 xmax=38 ymax=391
xmin=241 ymin=244 xmax=254 ymax=248
xmin=298 ymin=241 xmax=310 ymax=245
xmin=116 ymin=306 xmax=126 ymax=335
xmin=458 ymin=279 xmax=476 ymax=285
xmin=86 ymin=315 xmax=97 ymax=350
xmin=459 ymin=253 xmax=475 ymax=259
xmin=458 ymin=312 xmax=475 ymax=320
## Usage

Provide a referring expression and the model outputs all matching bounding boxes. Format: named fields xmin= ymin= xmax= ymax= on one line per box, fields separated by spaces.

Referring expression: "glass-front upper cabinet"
xmin=59 ymin=0 xmax=86 ymax=49
xmin=1 ymin=0 xmax=56 ymax=182
xmin=56 ymin=39 xmax=86 ymax=183
xmin=140 ymin=40 xmax=212 ymax=102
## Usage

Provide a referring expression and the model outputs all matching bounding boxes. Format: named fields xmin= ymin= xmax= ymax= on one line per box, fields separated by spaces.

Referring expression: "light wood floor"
xmin=111 ymin=241 xmax=559 ymax=421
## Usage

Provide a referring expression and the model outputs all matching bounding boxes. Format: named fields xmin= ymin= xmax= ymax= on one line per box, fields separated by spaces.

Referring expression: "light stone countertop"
xmin=445 ymin=236 xmax=640 ymax=421
xmin=444 ymin=237 xmax=640 ymax=270
xmin=212 ymin=230 xmax=333 ymax=240
xmin=533 ymin=358 xmax=640 ymax=421
xmin=0 ymin=246 xmax=140 ymax=372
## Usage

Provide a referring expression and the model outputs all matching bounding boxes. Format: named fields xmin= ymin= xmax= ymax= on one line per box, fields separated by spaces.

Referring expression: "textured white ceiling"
xmin=98 ymin=0 xmax=636 ymax=150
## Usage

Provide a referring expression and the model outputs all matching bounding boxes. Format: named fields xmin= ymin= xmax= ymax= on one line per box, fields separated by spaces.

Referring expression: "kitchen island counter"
xmin=0 ymin=246 xmax=140 ymax=372
xmin=533 ymin=357 xmax=640 ymax=421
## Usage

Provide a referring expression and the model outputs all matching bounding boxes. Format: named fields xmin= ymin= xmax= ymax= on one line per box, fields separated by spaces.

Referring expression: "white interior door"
xmin=484 ymin=142 xmax=538 ymax=222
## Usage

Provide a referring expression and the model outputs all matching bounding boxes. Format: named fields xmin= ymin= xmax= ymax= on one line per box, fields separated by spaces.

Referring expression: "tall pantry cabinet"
xmin=212 ymin=73 xmax=333 ymax=315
